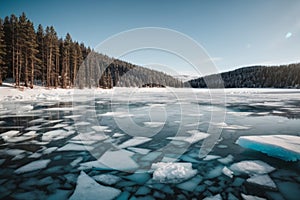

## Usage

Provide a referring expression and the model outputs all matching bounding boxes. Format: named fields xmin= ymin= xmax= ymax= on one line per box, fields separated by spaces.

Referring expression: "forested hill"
xmin=0 ymin=13 xmax=182 ymax=88
xmin=188 ymin=63 xmax=300 ymax=88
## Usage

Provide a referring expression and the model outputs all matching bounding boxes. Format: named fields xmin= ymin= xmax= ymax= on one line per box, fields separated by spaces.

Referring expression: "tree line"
xmin=188 ymin=63 xmax=300 ymax=88
xmin=0 ymin=13 xmax=183 ymax=89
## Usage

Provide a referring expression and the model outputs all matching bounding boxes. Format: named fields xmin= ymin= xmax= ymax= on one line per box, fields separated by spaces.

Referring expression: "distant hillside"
xmin=187 ymin=63 xmax=300 ymax=88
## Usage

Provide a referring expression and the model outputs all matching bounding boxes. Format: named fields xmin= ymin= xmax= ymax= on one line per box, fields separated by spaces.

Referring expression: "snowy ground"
xmin=0 ymin=83 xmax=300 ymax=199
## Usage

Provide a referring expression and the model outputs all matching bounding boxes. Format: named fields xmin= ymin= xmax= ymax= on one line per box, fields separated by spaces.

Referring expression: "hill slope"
xmin=187 ymin=63 xmax=300 ymax=88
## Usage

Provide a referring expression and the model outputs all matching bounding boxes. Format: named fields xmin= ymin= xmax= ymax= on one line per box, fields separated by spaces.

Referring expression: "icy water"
xmin=0 ymin=88 xmax=300 ymax=200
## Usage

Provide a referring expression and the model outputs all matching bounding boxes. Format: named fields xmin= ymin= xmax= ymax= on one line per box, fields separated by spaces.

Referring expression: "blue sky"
xmin=1 ymin=0 xmax=300 ymax=75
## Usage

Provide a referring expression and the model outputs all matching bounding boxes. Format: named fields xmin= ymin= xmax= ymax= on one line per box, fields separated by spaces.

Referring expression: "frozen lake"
xmin=0 ymin=88 xmax=300 ymax=200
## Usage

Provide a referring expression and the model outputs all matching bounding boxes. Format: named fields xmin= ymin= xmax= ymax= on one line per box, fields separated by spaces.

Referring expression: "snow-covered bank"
xmin=1 ymin=82 xmax=300 ymax=102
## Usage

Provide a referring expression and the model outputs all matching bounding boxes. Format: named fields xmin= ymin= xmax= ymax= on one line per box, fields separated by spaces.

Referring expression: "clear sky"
xmin=1 ymin=0 xmax=300 ymax=76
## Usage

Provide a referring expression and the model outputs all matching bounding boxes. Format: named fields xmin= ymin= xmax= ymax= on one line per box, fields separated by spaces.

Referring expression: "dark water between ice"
xmin=0 ymin=89 xmax=299 ymax=200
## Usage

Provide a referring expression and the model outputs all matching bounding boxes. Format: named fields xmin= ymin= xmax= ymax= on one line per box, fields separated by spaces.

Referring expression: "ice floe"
xmin=97 ymin=149 xmax=139 ymax=171
xmin=15 ymin=159 xmax=51 ymax=174
xmin=236 ymin=135 xmax=300 ymax=161
xmin=230 ymin=160 xmax=275 ymax=175
xmin=118 ymin=137 xmax=152 ymax=149
xmin=151 ymin=162 xmax=197 ymax=183
xmin=167 ymin=130 xmax=209 ymax=144
xmin=241 ymin=193 xmax=266 ymax=200
xmin=69 ymin=171 xmax=121 ymax=200
xmin=222 ymin=166 xmax=234 ymax=178
xmin=93 ymin=174 xmax=121 ymax=185
xmin=246 ymin=174 xmax=277 ymax=190
xmin=57 ymin=143 xmax=94 ymax=152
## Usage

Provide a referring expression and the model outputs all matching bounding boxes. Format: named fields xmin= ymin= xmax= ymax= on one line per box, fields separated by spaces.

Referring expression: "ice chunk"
xmin=91 ymin=125 xmax=109 ymax=132
xmin=112 ymin=133 xmax=125 ymax=137
xmin=176 ymin=175 xmax=202 ymax=192
xmin=151 ymin=162 xmax=197 ymax=183
xmin=203 ymin=194 xmax=222 ymax=200
xmin=69 ymin=171 xmax=121 ymax=200
xmin=47 ymin=189 xmax=71 ymax=200
xmin=42 ymin=129 xmax=74 ymax=141
xmin=15 ymin=159 xmax=50 ymax=174
xmin=118 ymin=137 xmax=152 ymax=149
xmin=230 ymin=160 xmax=275 ymax=175
xmin=135 ymin=186 xmax=151 ymax=195
xmin=98 ymin=149 xmax=139 ymax=171
xmin=241 ymin=193 xmax=266 ymax=200
xmin=236 ymin=135 xmax=300 ymax=161
xmin=144 ymin=122 xmax=165 ymax=127
xmin=57 ymin=143 xmax=93 ymax=152
xmin=222 ymin=166 xmax=234 ymax=178
xmin=0 ymin=130 xmax=19 ymax=138
xmin=206 ymin=165 xmax=224 ymax=179
xmin=167 ymin=130 xmax=209 ymax=144
xmin=43 ymin=147 xmax=58 ymax=154
xmin=246 ymin=174 xmax=277 ymax=190
xmin=218 ymin=154 xmax=234 ymax=164
xmin=203 ymin=155 xmax=221 ymax=161
xmin=127 ymin=147 xmax=151 ymax=155
xmin=93 ymin=174 xmax=121 ymax=185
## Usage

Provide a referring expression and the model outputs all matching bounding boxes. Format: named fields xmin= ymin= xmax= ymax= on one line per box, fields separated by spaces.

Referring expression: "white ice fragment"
xmin=203 ymin=194 xmax=222 ymax=200
xmin=167 ymin=130 xmax=209 ymax=144
xmin=230 ymin=160 xmax=275 ymax=175
xmin=203 ymin=155 xmax=221 ymax=161
xmin=15 ymin=159 xmax=50 ymax=174
xmin=236 ymin=135 xmax=300 ymax=161
xmin=91 ymin=125 xmax=109 ymax=132
xmin=127 ymin=147 xmax=151 ymax=155
xmin=28 ymin=152 xmax=42 ymax=159
xmin=241 ymin=193 xmax=266 ymax=200
xmin=93 ymin=174 xmax=121 ymax=185
xmin=144 ymin=122 xmax=165 ymax=127
xmin=0 ymin=130 xmax=19 ymax=139
xmin=42 ymin=129 xmax=73 ymax=141
xmin=57 ymin=143 xmax=93 ymax=152
xmin=222 ymin=166 xmax=234 ymax=178
xmin=118 ymin=137 xmax=152 ymax=149
xmin=43 ymin=147 xmax=58 ymax=154
xmin=74 ymin=121 xmax=90 ymax=126
xmin=112 ymin=133 xmax=125 ymax=137
xmin=70 ymin=157 xmax=83 ymax=167
xmin=69 ymin=171 xmax=121 ymax=200
xmin=151 ymin=162 xmax=197 ymax=183
xmin=98 ymin=149 xmax=139 ymax=171
xmin=246 ymin=174 xmax=277 ymax=190
xmin=218 ymin=154 xmax=234 ymax=164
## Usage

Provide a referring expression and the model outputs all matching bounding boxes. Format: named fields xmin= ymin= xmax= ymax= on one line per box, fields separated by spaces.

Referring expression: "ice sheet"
xmin=15 ymin=159 xmax=51 ymax=174
xmin=230 ymin=160 xmax=275 ymax=175
xmin=236 ymin=135 xmax=300 ymax=161
xmin=69 ymin=171 xmax=121 ymax=200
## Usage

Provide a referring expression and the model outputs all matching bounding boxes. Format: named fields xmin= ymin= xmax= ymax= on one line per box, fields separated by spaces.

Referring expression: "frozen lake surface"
xmin=0 ymin=88 xmax=300 ymax=200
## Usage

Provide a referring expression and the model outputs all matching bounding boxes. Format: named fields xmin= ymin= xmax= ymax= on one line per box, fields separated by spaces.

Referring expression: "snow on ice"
xmin=236 ymin=135 xmax=300 ymax=161
xmin=151 ymin=162 xmax=197 ymax=183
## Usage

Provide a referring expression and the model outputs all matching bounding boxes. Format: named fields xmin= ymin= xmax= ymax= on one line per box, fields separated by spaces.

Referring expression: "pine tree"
xmin=61 ymin=33 xmax=72 ymax=88
xmin=0 ymin=19 xmax=6 ymax=85
xmin=36 ymin=24 xmax=46 ymax=85
xmin=27 ymin=21 xmax=38 ymax=88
